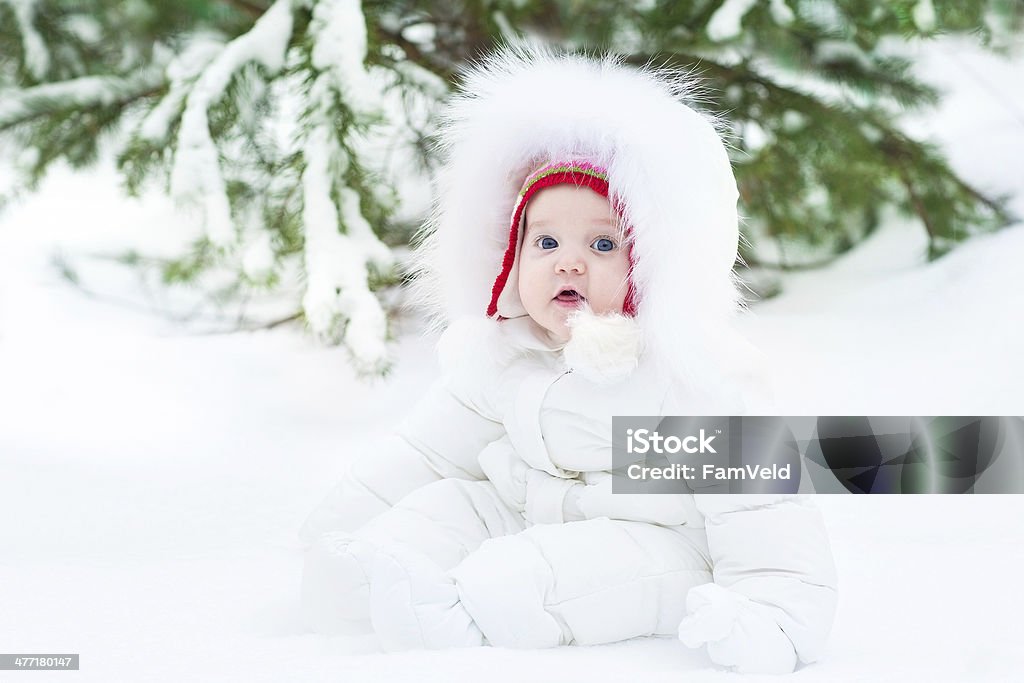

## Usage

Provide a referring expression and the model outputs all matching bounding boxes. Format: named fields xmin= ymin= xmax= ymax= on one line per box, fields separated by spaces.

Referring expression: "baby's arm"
xmin=556 ymin=472 xmax=698 ymax=525
xmin=678 ymin=495 xmax=839 ymax=674
xmin=299 ymin=374 xmax=505 ymax=545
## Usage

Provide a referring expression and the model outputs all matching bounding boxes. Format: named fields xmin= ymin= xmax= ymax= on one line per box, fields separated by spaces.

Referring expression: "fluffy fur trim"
xmin=409 ymin=44 xmax=754 ymax=403
xmin=563 ymin=307 xmax=644 ymax=385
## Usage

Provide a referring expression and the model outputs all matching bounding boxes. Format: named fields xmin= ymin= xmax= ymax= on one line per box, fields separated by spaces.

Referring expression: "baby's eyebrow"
xmin=527 ymin=217 xmax=616 ymax=231
xmin=523 ymin=221 xmax=559 ymax=239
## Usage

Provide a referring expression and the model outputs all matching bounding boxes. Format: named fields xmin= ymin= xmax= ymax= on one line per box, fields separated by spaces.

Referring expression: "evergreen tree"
xmin=2 ymin=0 xmax=1020 ymax=373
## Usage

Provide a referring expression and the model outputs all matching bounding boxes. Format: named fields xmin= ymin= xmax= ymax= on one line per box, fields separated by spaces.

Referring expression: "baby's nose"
xmin=555 ymin=253 xmax=586 ymax=274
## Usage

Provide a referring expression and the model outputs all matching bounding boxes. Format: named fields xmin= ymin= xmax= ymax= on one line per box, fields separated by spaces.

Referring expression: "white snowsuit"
xmin=300 ymin=317 xmax=838 ymax=670
xmin=300 ymin=47 xmax=838 ymax=673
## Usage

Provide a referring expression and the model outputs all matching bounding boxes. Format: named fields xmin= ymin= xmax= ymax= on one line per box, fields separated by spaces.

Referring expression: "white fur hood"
xmin=411 ymin=45 xmax=768 ymax=409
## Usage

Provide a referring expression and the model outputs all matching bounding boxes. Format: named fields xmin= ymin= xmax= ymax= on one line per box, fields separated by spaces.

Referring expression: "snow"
xmin=338 ymin=186 xmax=394 ymax=272
xmin=240 ymin=217 xmax=276 ymax=282
xmin=169 ymin=0 xmax=294 ymax=247
xmin=491 ymin=10 xmax=516 ymax=41
xmin=3 ymin=36 xmax=1024 ymax=683
xmin=300 ymin=117 xmax=352 ymax=335
xmin=3 ymin=0 xmax=49 ymax=80
xmin=299 ymin=0 xmax=396 ymax=371
xmin=299 ymin=111 xmax=391 ymax=371
xmin=798 ymin=0 xmax=848 ymax=35
xmin=769 ymin=0 xmax=795 ymax=27
xmin=0 ymin=71 xmax=164 ymax=129
xmin=814 ymin=39 xmax=873 ymax=70
xmin=706 ymin=0 xmax=759 ymax=42
xmin=913 ymin=0 xmax=937 ymax=33
xmin=139 ymin=35 xmax=224 ymax=142
xmin=781 ymin=109 xmax=806 ymax=131
xmin=742 ymin=119 xmax=770 ymax=151
xmin=60 ymin=14 xmax=103 ymax=45
xmin=309 ymin=0 xmax=380 ymax=115
xmin=401 ymin=22 xmax=437 ymax=45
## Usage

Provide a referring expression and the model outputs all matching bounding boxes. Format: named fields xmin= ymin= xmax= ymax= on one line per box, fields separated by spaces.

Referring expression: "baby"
xmin=299 ymin=47 xmax=837 ymax=674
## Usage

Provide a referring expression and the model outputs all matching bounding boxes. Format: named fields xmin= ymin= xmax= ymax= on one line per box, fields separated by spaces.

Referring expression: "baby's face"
xmin=517 ymin=185 xmax=630 ymax=343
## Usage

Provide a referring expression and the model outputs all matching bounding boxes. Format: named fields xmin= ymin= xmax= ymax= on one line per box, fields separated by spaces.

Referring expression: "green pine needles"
xmin=1 ymin=0 xmax=1021 ymax=374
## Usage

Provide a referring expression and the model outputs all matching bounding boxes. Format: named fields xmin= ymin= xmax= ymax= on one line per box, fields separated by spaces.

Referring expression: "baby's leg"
xmin=449 ymin=518 xmax=713 ymax=647
xmin=301 ymin=478 xmax=523 ymax=637
xmin=299 ymin=434 xmax=445 ymax=545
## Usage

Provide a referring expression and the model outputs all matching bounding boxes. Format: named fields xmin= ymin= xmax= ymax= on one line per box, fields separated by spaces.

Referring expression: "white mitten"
xmin=678 ymin=583 xmax=798 ymax=675
xmin=479 ymin=438 xmax=580 ymax=524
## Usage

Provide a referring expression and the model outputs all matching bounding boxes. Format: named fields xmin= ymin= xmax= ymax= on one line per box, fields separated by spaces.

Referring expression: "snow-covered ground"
xmin=2 ymin=37 xmax=1024 ymax=682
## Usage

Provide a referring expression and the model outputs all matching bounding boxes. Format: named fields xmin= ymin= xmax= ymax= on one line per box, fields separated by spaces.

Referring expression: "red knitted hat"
xmin=486 ymin=160 xmax=638 ymax=319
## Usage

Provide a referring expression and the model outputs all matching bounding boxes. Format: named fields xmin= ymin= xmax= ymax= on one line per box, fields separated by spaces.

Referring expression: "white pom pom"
xmin=563 ymin=307 xmax=644 ymax=384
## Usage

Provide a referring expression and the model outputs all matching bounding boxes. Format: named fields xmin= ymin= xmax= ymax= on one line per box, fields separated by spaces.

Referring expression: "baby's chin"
xmin=535 ymin=314 xmax=571 ymax=345
xmin=546 ymin=322 xmax=571 ymax=345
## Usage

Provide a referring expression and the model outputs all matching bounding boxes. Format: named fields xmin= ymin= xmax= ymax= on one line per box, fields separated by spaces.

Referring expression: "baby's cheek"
xmin=594 ymin=269 xmax=629 ymax=314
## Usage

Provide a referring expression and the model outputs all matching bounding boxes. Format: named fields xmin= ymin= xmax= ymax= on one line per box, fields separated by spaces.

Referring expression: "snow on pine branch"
xmin=2 ymin=0 xmax=49 ymax=80
xmin=300 ymin=112 xmax=390 ymax=371
xmin=769 ymin=0 xmax=795 ymax=27
xmin=139 ymin=36 xmax=224 ymax=142
xmin=309 ymin=0 xmax=380 ymax=115
xmin=706 ymin=0 xmax=795 ymax=41
xmin=299 ymin=0 xmax=394 ymax=371
xmin=913 ymin=0 xmax=937 ymax=32
xmin=0 ymin=70 xmax=165 ymax=130
xmin=169 ymin=0 xmax=293 ymax=247
xmin=301 ymin=120 xmax=384 ymax=360
xmin=308 ymin=0 xmax=391 ymax=267
xmin=707 ymin=0 xmax=760 ymax=41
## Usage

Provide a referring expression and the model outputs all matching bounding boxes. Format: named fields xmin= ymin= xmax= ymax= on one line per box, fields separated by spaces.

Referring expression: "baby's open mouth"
xmin=554 ymin=289 xmax=586 ymax=304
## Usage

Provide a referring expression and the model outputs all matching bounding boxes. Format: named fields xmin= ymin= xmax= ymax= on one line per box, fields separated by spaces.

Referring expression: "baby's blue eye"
xmin=592 ymin=237 xmax=616 ymax=252
xmin=539 ymin=237 xmax=558 ymax=249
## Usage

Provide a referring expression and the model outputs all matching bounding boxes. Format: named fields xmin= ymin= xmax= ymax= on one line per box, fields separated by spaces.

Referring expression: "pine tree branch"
xmin=739 ymin=252 xmax=848 ymax=271
xmin=627 ymin=51 xmax=853 ymax=121
xmin=894 ymin=163 xmax=938 ymax=245
xmin=187 ymin=311 xmax=303 ymax=335
xmin=948 ymin=169 xmax=1012 ymax=219
xmin=54 ymin=252 xmax=229 ymax=325
xmin=0 ymin=72 xmax=166 ymax=132
xmin=462 ymin=0 xmax=498 ymax=59
xmin=373 ymin=24 xmax=455 ymax=82
xmin=630 ymin=51 xmax=1011 ymax=243
xmin=262 ymin=311 xmax=303 ymax=329
xmin=879 ymin=124 xmax=1014 ymax=234
xmin=218 ymin=0 xmax=269 ymax=20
